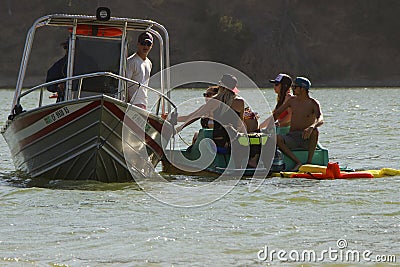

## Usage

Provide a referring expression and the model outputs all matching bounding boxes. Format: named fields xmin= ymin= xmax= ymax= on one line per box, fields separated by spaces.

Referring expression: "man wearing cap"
xmin=272 ymin=76 xmax=324 ymax=171
xmin=126 ymin=32 xmax=153 ymax=109
xmin=45 ymin=40 xmax=69 ymax=102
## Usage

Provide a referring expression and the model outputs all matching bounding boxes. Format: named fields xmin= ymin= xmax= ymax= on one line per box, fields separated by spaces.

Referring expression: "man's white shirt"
xmin=126 ymin=53 xmax=152 ymax=106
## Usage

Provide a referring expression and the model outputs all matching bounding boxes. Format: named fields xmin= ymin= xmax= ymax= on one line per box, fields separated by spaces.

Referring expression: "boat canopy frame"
xmin=11 ymin=13 xmax=171 ymax=116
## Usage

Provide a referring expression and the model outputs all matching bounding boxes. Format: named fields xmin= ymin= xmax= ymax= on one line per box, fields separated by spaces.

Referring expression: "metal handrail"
xmin=17 ymin=72 xmax=177 ymax=111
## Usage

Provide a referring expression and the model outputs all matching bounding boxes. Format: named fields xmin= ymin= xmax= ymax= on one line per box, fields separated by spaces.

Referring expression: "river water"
xmin=0 ymin=88 xmax=399 ymax=266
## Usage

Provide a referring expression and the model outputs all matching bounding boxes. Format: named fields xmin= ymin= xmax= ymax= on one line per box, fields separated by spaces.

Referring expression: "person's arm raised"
xmin=273 ymin=96 xmax=292 ymax=121
xmin=259 ymin=96 xmax=293 ymax=129
xmin=176 ymin=99 xmax=218 ymax=133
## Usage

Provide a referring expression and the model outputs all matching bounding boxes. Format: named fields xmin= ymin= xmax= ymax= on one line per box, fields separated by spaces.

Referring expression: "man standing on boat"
xmin=272 ymin=77 xmax=324 ymax=171
xmin=126 ymin=32 xmax=153 ymax=109
xmin=45 ymin=40 xmax=68 ymax=102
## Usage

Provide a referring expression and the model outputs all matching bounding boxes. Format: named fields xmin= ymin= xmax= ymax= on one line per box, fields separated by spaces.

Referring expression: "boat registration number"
xmin=44 ymin=107 xmax=70 ymax=125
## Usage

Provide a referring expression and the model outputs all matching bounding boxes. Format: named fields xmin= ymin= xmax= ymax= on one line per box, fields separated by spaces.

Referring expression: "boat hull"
xmin=2 ymin=95 xmax=172 ymax=182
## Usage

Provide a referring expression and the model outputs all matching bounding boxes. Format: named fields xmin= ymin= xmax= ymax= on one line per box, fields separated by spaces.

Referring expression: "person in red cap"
xmin=177 ymin=74 xmax=244 ymax=133
xmin=176 ymin=74 xmax=247 ymax=168
xmin=212 ymin=74 xmax=245 ymax=154
xmin=126 ymin=32 xmax=154 ymax=109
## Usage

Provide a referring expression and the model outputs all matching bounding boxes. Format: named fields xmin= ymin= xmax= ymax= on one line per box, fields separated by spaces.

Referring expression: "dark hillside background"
xmin=1 ymin=0 xmax=400 ymax=87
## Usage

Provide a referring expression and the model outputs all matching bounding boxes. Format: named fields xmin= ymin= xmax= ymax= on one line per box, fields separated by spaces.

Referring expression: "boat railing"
xmin=15 ymin=71 xmax=177 ymax=118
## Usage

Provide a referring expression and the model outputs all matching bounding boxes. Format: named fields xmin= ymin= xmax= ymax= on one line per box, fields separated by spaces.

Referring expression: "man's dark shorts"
xmin=281 ymin=130 xmax=309 ymax=150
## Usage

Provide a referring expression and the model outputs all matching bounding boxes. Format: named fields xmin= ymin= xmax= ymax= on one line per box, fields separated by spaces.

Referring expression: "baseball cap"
xmin=293 ymin=76 xmax=311 ymax=89
xmin=219 ymin=74 xmax=240 ymax=94
xmin=138 ymin=32 xmax=153 ymax=44
xmin=269 ymin=73 xmax=292 ymax=86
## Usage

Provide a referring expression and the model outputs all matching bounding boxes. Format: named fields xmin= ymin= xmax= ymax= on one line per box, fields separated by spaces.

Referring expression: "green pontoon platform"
xmin=162 ymin=128 xmax=329 ymax=177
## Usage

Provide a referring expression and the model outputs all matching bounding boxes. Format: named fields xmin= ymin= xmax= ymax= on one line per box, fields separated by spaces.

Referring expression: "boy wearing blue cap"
xmin=272 ymin=76 xmax=324 ymax=171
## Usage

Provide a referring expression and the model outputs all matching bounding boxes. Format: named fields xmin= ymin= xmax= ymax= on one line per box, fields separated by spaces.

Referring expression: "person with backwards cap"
xmin=259 ymin=73 xmax=293 ymax=131
xmin=126 ymin=32 xmax=154 ymax=109
xmin=271 ymin=76 xmax=324 ymax=171
xmin=271 ymin=73 xmax=293 ymax=128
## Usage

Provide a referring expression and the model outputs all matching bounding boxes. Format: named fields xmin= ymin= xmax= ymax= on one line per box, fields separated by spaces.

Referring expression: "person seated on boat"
xmin=269 ymin=76 xmax=324 ymax=171
xmin=244 ymin=106 xmax=260 ymax=133
xmin=126 ymin=32 xmax=154 ymax=109
xmin=45 ymin=40 xmax=68 ymax=102
xmin=272 ymin=73 xmax=293 ymax=129
xmin=191 ymin=85 xmax=219 ymax=144
xmin=176 ymin=74 xmax=247 ymax=168
xmin=243 ymin=106 xmax=264 ymax=168
xmin=259 ymin=73 xmax=293 ymax=133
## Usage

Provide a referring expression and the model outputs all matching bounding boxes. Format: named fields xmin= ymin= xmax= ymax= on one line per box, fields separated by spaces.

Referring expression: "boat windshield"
xmin=71 ymin=35 xmax=122 ymax=98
